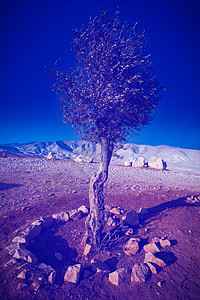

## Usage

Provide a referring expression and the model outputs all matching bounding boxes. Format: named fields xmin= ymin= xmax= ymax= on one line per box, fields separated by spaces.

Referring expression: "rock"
xmin=104 ymin=204 xmax=112 ymax=211
xmin=13 ymin=249 xmax=38 ymax=265
xmin=78 ymin=205 xmax=89 ymax=214
xmin=124 ymin=210 xmax=139 ymax=227
xmin=157 ymin=281 xmax=162 ymax=287
xmin=4 ymin=258 xmax=17 ymax=267
xmin=48 ymin=271 xmax=56 ymax=284
xmin=68 ymin=209 xmax=78 ymax=218
xmin=52 ymin=212 xmax=69 ymax=222
xmin=37 ymin=263 xmax=54 ymax=274
xmin=6 ymin=243 xmax=26 ymax=255
xmin=91 ymin=259 xmax=110 ymax=273
xmin=148 ymin=157 xmax=167 ymax=170
xmin=17 ymin=270 xmax=27 ymax=279
xmin=107 ymin=216 xmax=116 ymax=227
xmin=151 ymin=237 xmax=160 ymax=243
xmin=31 ymin=220 xmax=43 ymax=226
xmin=125 ymin=228 xmax=134 ymax=236
xmin=139 ymin=207 xmax=148 ymax=214
xmin=146 ymin=262 xmax=158 ymax=275
xmin=75 ymin=155 xmax=93 ymax=163
xmin=160 ymin=239 xmax=171 ymax=247
xmin=109 ymin=207 xmax=121 ymax=215
xmin=132 ymin=157 xmax=146 ymax=168
xmin=109 ymin=268 xmax=127 ymax=286
xmin=144 ymin=252 xmax=166 ymax=267
xmin=131 ymin=263 xmax=150 ymax=283
xmin=22 ymin=224 xmax=42 ymax=240
xmin=143 ymin=242 xmax=160 ymax=254
xmin=84 ymin=244 xmax=91 ymax=256
xmin=123 ymin=238 xmax=140 ymax=256
xmin=124 ymin=161 xmax=132 ymax=167
xmin=40 ymin=217 xmax=54 ymax=228
xmin=72 ymin=211 xmax=85 ymax=220
xmin=55 ymin=252 xmax=63 ymax=261
xmin=11 ymin=236 xmax=28 ymax=245
xmin=64 ymin=264 xmax=81 ymax=284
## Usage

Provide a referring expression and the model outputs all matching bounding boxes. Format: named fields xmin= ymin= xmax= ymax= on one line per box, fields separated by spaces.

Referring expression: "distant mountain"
xmin=0 ymin=140 xmax=200 ymax=174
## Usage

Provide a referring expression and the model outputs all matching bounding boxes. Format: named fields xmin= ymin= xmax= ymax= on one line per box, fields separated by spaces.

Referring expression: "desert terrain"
xmin=0 ymin=142 xmax=200 ymax=299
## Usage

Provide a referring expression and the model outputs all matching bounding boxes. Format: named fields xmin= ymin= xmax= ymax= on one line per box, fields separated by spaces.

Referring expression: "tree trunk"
xmin=82 ymin=138 xmax=114 ymax=251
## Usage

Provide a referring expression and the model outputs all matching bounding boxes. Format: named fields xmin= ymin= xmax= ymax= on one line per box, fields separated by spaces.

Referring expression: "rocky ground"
xmin=0 ymin=156 xmax=200 ymax=299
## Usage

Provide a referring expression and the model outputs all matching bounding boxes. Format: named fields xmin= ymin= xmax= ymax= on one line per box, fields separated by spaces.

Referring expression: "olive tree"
xmin=49 ymin=11 xmax=164 ymax=251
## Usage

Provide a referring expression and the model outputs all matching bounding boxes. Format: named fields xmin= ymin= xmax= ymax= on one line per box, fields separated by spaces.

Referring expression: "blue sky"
xmin=1 ymin=0 xmax=200 ymax=149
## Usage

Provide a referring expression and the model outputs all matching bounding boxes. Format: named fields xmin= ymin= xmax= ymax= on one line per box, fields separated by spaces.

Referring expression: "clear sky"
xmin=1 ymin=0 xmax=200 ymax=149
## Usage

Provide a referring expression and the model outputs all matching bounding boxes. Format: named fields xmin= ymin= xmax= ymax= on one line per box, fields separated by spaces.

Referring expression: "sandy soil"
xmin=0 ymin=157 xmax=200 ymax=299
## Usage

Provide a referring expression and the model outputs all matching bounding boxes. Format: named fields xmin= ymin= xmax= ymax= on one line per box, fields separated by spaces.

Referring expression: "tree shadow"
xmin=0 ymin=182 xmax=22 ymax=191
xmin=27 ymin=223 xmax=78 ymax=283
xmin=139 ymin=195 xmax=200 ymax=223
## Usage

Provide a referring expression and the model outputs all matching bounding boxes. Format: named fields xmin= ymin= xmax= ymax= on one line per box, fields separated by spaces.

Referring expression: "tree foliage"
xmin=50 ymin=11 xmax=164 ymax=144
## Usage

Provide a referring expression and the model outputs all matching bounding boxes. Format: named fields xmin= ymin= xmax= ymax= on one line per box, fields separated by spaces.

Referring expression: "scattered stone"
xmin=124 ymin=161 xmax=132 ymax=167
xmin=78 ymin=205 xmax=89 ymax=215
xmin=64 ymin=264 xmax=81 ymax=284
xmin=17 ymin=270 xmax=27 ymax=279
xmin=131 ymin=263 xmax=150 ymax=283
xmin=40 ymin=217 xmax=54 ymax=228
xmin=22 ymin=224 xmax=42 ymax=239
xmin=125 ymin=228 xmax=134 ymax=236
xmin=84 ymin=244 xmax=91 ymax=256
xmin=124 ymin=210 xmax=139 ymax=227
xmin=123 ymin=238 xmax=139 ymax=256
xmin=144 ymin=252 xmax=166 ymax=267
xmin=157 ymin=281 xmax=162 ymax=287
xmin=109 ymin=268 xmax=127 ymax=286
xmin=143 ymin=242 xmax=160 ymax=254
xmin=13 ymin=249 xmax=38 ymax=265
xmin=109 ymin=207 xmax=121 ymax=215
xmin=132 ymin=157 xmax=146 ymax=168
xmin=148 ymin=157 xmax=167 ymax=170
xmin=55 ymin=252 xmax=63 ymax=261
xmin=160 ymin=239 xmax=171 ymax=247
xmin=52 ymin=212 xmax=69 ymax=222
xmin=139 ymin=207 xmax=148 ymax=214
xmin=48 ymin=271 xmax=56 ymax=284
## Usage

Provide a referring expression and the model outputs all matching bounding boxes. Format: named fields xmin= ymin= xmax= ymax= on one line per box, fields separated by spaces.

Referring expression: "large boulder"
xmin=132 ymin=157 xmax=146 ymax=168
xmin=109 ymin=268 xmax=127 ymax=286
xmin=131 ymin=263 xmax=150 ymax=283
xmin=148 ymin=157 xmax=167 ymax=170
xmin=64 ymin=264 xmax=81 ymax=284
xmin=123 ymin=238 xmax=140 ymax=256
xmin=124 ymin=210 xmax=139 ymax=227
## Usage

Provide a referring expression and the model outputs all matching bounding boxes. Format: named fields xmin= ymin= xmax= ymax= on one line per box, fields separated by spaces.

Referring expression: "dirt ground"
xmin=0 ymin=157 xmax=200 ymax=300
